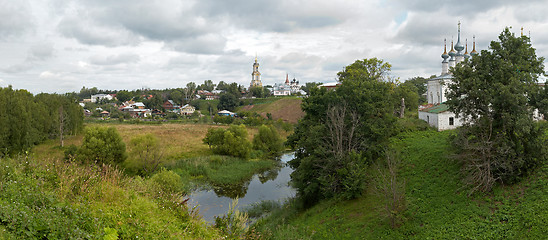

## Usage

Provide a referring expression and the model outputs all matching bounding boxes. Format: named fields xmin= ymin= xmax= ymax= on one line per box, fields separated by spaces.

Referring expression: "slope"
xmin=254 ymin=130 xmax=548 ymax=239
xmin=239 ymin=97 xmax=304 ymax=124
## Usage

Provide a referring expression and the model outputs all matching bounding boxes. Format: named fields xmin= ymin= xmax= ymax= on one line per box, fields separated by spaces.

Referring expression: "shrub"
xmin=125 ymin=134 xmax=163 ymax=175
xmin=203 ymin=125 xmax=252 ymax=158
xmin=253 ymin=125 xmax=284 ymax=157
xmin=149 ymin=169 xmax=184 ymax=194
xmin=77 ymin=126 xmax=127 ymax=165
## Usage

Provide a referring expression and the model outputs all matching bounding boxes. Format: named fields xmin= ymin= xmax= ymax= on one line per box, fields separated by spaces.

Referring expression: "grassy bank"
xmin=254 ymin=130 xmax=548 ymax=239
xmin=0 ymin=154 xmax=220 ymax=239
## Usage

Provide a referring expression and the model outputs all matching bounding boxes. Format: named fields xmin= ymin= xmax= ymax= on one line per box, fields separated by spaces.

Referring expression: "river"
xmin=188 ymin=152 xmax=296 ymax=222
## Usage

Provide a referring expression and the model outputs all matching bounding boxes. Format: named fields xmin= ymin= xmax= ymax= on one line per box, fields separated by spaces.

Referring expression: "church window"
xmin=449 ymin=117 xmax=454 ymax=126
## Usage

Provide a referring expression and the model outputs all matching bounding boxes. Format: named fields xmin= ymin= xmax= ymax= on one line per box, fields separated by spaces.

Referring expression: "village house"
xmin=181 ymin=104 xmax=196 ymax=115
xmin=90 ymin=93 xmax=115 ymax=103
xmin=163 ymin=100 xmax=180 ymax=112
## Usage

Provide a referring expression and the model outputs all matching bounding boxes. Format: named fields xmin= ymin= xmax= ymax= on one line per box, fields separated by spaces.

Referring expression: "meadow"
xmin=0 ymin=121 xmax=288 ymax=239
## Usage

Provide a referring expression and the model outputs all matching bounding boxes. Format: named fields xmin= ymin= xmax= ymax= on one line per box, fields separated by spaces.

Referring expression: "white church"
xmin=418 ymin=22 xmax=478 ymax=131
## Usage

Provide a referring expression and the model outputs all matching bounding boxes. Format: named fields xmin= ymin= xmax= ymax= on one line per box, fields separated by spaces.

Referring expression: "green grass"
xmin=166 ymin=155 xmax=277 ymax=186
xmin=0 ymin=155 xmax=221 ymax=239
xmin=254 ymin=130 xmax=548 ymax=239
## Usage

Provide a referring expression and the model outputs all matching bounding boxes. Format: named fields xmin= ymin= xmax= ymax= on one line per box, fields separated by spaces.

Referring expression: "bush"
xmin=77 ymin=126 xmax=127 ymax=165
xmin=125 ymin=134 xmax=163 ymax=175
xmin=203 ymin=125 xmax=252 ymax=158
xmin=149 ymin=169 xmax=184 ymax=194
xmin=253 ymin=125 xmax=284 ymax=157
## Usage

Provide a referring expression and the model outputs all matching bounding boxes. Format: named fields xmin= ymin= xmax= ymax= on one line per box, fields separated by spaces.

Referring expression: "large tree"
xmin=287 ymin=58 xmax=398 ymax=205
xmin=446 ymin=28 xmax=547 ymax=193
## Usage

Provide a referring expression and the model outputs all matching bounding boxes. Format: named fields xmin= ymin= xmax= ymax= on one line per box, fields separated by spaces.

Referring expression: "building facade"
xmin=419 ymin=22 xmax=478 ymax=131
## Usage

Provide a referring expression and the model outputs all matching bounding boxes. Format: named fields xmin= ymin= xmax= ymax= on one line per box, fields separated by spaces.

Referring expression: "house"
xmin=217 ymin=110 xmax=235 ymax=117
xmin=100 ymin=111 xmax=110 ymax=117
xmin=181 ymin=104 xmax=196 ymax=115
xmin=163 ymin=100 xmax=180 ymax=111
xmin=418 ymin=104 xmax=463 ymax=131
xmin=90 ymin=94 xmax=115 ymax=103
xmin=119 ymin=101 xmax=151 ymax=118
xmin=319 ymin=82 xmax=341 ymax=90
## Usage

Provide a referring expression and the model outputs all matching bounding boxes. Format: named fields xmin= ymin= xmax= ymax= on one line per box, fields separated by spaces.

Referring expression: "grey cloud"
xmin=0 ymin=1 xmax=34 ymax=39
xmin=393 ymin=0 xmax=545 ymax=17
xmin=29 ymin=43 xmax=54 ymax=61
xmin=194 ymin=0 xmax=343 ymax=32
xmin=88 ymin=53 xmax=140 ymax=66
xmin=167 ymin=34 xmax=227 ymax=55
xmin=58 ymin=15 xmax=139 ymax=47
xmin=1 ymin=43 xmax=54 ymax=73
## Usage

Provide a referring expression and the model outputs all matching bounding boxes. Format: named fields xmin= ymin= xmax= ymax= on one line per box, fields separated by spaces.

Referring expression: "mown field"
xmin=253 ymin=130 xmax=548 ymax=239
xmin=239 ymin=97 xmax=304 ymax=124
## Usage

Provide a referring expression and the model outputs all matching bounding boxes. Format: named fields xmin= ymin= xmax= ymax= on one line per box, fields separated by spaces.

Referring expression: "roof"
xmin=421 ymin=103 xmax=450 ymax=113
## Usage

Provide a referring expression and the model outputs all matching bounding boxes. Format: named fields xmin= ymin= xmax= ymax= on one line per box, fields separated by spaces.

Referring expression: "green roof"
xmin=423 ymin=103 xmax=450 ymax=113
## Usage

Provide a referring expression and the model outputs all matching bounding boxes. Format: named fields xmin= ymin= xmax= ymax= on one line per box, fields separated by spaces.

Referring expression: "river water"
xmin=188 ymin=153 xmax=296 ymax=222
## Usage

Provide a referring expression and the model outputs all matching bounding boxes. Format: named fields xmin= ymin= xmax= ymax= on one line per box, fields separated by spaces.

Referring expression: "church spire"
xmin=470 ymin=35 xmax=478 ymax=56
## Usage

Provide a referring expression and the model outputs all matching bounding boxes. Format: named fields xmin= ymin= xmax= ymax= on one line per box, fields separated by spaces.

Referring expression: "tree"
xmin=198 ymin=80 xmax=216 ymax=92
xmin=287 ymin=58 xmax=398 ymax=205
xmin=446 ymin=28 xmax=547 ymax=193
xmin=401 ymin=76 xmax=430 ymax=104
xmin=217 ymin=93 xmax=238 ymax=111
xmin=126 ymin=134 xmax=164 ymax=175
xmin=203 ymin=125 xmax=252 ymax=158
xmin=116 ymin=90 xmax=132 ymax=103
xmin=249 ymin=86 xmax=265 ymax=98
xmin=183 ymin=82 xmax=197 ymax=103
xmin=78 ymin=126 xmax=127 ymax=165
xmin=170 ymin=90 xmax=183 ymax=105
xmin=253 ymin=125 xmax=284 ymax=157
xmin=301 ymin=82 xmax=322 ymax=95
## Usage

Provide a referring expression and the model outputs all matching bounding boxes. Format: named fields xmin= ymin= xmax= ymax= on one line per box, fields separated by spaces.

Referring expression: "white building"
xmin=90 ymin=94 xmax=114 ymax=103
xmin=273 ymin=74 xmax=305 ymax=96
xmin=419 ymin=22 xmax=477 ymax=131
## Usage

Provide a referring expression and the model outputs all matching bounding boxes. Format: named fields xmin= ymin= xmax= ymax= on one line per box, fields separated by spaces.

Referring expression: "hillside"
xmin=239 ymin=98 xmax=305 ymax=124
xmin=254 ymin=130 xmax=548 ymax=239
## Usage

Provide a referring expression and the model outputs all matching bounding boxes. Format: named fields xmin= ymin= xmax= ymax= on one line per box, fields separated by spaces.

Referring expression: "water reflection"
xmin=189 ymin=153 xmax=296 ymax=222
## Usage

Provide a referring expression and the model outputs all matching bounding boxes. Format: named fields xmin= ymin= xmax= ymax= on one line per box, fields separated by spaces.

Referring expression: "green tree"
xmin=301 ymin=82 xmax=322 ymax=95
xmin=218 ymin=93 xmax=239 ymax=111
xmin=198 ymin=80 xmax=216 ymax=92
xmin=203 ymin=125 xmax=252 ymax=158
xmin=116 ymin=90 xmax=132 ymax=103
xmin=126 ymin=134 xmax=164 ymax=175
xmin=288 ymin=58 xmax=398 ymax=205
xmin=78 ymin=126 xmax=127 ymax=165
xmin=401 ymin=76 xmax=430 ymax=104
xmin=183 ymin=82 xmax=197 ymax=103
xmin=253 ymin=125 xmax=284 ymax=157
xmin=446 ymin=27 xmax=547 ymax=193
xmin=249 ymin=86 xmax=265 ymax=98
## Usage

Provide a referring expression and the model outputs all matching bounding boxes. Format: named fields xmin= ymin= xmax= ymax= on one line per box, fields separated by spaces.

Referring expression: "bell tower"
xmin=250 ymin=56 xmax=262 ymax=88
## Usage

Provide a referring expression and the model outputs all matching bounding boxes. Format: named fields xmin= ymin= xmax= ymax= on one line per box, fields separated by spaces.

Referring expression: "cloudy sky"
xmin=1 ymin=0 xmax=547 ymax=93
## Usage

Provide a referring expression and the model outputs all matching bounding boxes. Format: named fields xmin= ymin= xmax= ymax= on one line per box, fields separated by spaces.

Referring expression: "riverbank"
xmin=253 ymin=130 xmax=548 ymax=239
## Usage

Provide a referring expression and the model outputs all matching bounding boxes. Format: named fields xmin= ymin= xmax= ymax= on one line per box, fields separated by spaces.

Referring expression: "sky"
xmin=1 ymin=0 xmax=547 ymax=93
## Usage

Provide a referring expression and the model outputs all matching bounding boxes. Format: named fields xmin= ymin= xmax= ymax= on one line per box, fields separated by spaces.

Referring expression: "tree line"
xmin=0 ymin=86 xmax=84 ymax=156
